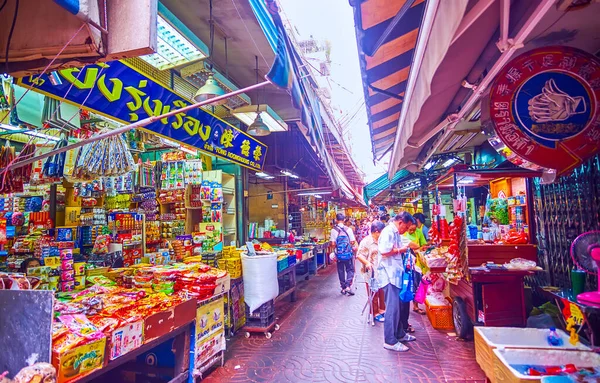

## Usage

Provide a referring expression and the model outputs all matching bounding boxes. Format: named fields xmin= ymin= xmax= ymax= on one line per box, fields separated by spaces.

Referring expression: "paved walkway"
xmin=204 ymin=265 xmax=486 ymax=383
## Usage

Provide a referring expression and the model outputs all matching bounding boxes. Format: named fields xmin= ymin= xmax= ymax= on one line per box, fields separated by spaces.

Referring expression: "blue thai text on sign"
xmin=17 ymin=61 xmax=267 ymax=170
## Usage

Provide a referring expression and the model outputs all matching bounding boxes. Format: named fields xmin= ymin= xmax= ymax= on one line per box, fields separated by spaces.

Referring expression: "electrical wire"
xmin=209 ymin=0 xmax=214 ymax=56
xmin=4 ymin=23 xmax=85 ymax=121
xmin=230 ymin=0 xmax=270 ymax=68
xmin=1 ymin=65 xmax=103 ymax=188
xmin=0 ymin=0 xmax=8 ymax=13
xmin=4 ymin=0 xmax=19 ymax=74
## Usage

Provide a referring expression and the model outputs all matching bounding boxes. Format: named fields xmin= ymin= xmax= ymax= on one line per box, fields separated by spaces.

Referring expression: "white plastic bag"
xmin=241 ymin=253 xmax=278 ymax=312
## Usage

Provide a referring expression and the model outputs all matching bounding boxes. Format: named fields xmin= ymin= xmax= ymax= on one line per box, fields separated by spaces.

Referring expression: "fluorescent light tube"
xmin=0 ymin=124 xmax=60 ymax=142
xmin=140 ymin=5 xmax=209 ymax=70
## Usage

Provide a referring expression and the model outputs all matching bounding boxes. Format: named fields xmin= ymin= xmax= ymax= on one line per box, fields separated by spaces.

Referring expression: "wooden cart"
xmin=450 ymin=245 xmax=536 ymax=338
xmin=433 ymin=167 xmax=541 ymax=339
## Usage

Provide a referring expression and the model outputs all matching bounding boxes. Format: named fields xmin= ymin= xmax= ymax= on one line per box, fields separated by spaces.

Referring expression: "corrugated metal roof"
xmin=363 ymin=169 xmax=411 ymax=204
xmin=352 ymin=0 xmax=426 ymax=161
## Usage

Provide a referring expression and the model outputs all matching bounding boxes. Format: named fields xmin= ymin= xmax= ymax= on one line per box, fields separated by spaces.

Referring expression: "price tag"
xmin=44 ymin=256 xmax=60 ymax=269
xmin=569 ymin=303 xmax=584 ymax=326
xmin=561 ymin=298 xmax=584 ymax=326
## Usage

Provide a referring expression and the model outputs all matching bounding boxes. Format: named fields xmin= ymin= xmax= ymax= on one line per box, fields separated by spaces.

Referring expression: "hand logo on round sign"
xmin=489 ymin=46 xmax=600 ymax=176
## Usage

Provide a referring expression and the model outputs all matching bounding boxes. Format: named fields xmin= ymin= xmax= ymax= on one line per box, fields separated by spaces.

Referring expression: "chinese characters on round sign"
xmin=488 ymin=46 xmax=600 ymax=176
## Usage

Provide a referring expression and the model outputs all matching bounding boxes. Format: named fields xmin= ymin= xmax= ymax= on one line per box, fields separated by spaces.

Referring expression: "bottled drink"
xmin=547 ymin=327 xmax=563 ymax=346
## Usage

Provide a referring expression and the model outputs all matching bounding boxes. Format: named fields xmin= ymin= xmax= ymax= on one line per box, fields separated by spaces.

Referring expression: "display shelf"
xmin=73 ymin=320 xmax=193 ymax=383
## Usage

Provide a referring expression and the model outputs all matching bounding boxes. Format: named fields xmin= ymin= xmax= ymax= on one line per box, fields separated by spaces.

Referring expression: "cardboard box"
xmin=53 ymin=337 xmax=106 ymax=383
xmin=194 ymin=331 xmax=225 ymax=372
xmin=144 ymin=298 xmax=196 ymax=342
xmin=195 ymin=297 xmax=224 ymax=342
xmin=64 ymin=187 xmax=81 ymax=207
xmin=110 ymin=321 xmax=144 ymax=360
xmin=214 ymin=274 xmax=230 ymax=295
xmin=64 ymin=207 xmax=82 ymax=226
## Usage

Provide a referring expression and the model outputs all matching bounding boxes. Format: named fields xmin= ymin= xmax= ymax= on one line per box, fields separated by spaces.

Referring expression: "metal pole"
xmin=283 ymin=177 xmax=289 ymax=236
xmin=3 ymin=81 xmax=272 ymax=173
xmin=49 ymin=184 xmax=57 ymax=225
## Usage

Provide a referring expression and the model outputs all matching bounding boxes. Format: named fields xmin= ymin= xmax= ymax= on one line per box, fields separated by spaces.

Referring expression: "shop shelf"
xmin=425 ymin=297 xmax=454 ymax=331
xmin=316 ymin=252 xmax=325 ymax=266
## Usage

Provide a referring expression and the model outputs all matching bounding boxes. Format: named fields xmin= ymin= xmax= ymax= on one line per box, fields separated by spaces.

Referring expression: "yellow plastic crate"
xmin=425 ymin=297 xmax=454 ymax=331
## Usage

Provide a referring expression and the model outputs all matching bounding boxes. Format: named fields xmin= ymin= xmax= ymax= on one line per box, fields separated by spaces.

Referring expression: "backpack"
xmin=333 ymin=226 xmax=353 ymax=260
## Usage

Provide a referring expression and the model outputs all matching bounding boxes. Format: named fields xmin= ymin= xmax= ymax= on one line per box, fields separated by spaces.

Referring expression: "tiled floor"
xmin=203 ymin=265 xmax=486 ymax=383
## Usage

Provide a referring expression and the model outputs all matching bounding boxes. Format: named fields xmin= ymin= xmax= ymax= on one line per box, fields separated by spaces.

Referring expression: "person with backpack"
xmin=330 ymin=213 xmax=357 ymax=295
xmin=377 ymin=212 xmax=419 ymax=352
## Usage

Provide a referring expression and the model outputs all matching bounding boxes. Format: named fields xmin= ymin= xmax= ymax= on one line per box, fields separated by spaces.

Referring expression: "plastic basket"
xmin=287 ymin=255 xmax=296 ymax=267
xmin=245 ymin=300 xmax=274 ymax=320
xmin=245 ymin=313 xmax=274 ymax=329
xmin=277 ymin=258 xmax=288 ymax=272
xmin=425 ymin=297 xmax=454 ymax=331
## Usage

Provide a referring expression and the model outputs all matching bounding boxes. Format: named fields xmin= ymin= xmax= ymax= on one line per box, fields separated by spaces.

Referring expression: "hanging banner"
xmin=488 ymin=46 xmax=600 ymax=177
xmin=16 ymin=61 xmax=268 ymax=171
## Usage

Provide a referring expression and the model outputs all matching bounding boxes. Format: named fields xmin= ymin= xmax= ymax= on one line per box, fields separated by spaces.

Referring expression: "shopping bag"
xmin=399 ymin=251 xmax=415 ymax=303
xmin=414 ymin=278 xmax=430 ymax=304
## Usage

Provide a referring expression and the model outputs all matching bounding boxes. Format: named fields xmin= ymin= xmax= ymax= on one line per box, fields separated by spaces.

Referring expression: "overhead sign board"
xmin=488 ymin=46 xmax=600 ymax=176
xmin=17 ymin=60 xmax=268 ymax=171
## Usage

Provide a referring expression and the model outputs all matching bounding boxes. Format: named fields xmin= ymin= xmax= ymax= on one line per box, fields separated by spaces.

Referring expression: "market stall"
xmin=0 ymin=260 xmax=230 ymax=383
xmin=419 ymin=167 xmax=543 ymax=338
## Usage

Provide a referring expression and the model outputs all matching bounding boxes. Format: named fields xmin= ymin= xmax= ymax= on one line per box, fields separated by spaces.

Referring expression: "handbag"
xmin=399 ymin=250 xmax=415 ymax=303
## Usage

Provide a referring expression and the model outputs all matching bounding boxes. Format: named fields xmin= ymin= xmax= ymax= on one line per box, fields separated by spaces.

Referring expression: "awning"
xmin=363 ymin=169 xmax=412 ymax=204
xmin=252 ymin=0 xmax=364 ymax=196
xmin=386 ymin=0 xmax=564 ymax=177
xmin=351 ymin=0 xmax=427 ymax=161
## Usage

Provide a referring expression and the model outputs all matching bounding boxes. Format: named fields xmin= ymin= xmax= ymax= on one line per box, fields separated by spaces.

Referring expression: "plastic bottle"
xmin=547 ymin=327 xmax=563 ymax=346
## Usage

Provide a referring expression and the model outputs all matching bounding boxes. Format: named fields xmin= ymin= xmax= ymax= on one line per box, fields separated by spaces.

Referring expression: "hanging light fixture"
xmin=192 ymin=0 xmax=226 ymax=105
xmin=247 ymin=108 xmax=270 ymax=136
xmin=193 ymin=74 xmax=226 ymax=103
xmin=247 ymin=56 xmax=271 ymax=137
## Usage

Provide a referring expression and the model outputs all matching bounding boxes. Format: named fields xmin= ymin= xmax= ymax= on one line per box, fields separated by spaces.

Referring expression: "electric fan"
xmin=570 ymin=231 xmax=600 ymax=306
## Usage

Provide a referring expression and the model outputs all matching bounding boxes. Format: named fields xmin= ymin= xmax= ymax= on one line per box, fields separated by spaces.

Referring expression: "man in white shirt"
xmin=330 ymin=213 xmax=357 ymax=295
xmin=377 ymin=212 xmax=419 ymax=352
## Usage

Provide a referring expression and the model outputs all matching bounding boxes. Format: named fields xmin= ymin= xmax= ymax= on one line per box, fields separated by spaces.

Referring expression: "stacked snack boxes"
xmin=218 ymin=246 xmax=242 ymax=279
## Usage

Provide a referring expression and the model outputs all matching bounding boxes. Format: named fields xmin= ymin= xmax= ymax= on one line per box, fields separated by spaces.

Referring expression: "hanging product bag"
xmin=414 ymin=277 xmax=430 ymax=304
xmin=399 ymin=250 xmax=415 ymax=303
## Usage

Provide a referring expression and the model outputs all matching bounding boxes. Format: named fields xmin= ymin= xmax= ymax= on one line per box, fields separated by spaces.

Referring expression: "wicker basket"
xmin=425 ymin=297 xmax=454 ymax=331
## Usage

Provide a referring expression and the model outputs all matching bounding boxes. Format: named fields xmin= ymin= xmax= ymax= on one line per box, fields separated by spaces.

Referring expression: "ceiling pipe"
xmin=496 ymin=0 xmax=512 ymax=52
xmin=403 ymin=0 xmax=556 ymax=171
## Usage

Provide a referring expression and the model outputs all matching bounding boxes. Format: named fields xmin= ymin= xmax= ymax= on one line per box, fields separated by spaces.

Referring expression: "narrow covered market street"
xmin=204 ymin=265 xmax=485 ymax=383
xmin=2 ymin=0 xmax=600 ymax=382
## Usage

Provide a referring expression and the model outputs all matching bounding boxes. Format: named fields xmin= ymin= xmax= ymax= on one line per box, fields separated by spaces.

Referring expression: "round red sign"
xmin=489 ymin=46 xmax=600 ymax=176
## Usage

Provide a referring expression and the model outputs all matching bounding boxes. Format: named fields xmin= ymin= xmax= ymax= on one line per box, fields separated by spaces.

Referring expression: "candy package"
xmin=93 ymin=234 xmax=110 ymax=254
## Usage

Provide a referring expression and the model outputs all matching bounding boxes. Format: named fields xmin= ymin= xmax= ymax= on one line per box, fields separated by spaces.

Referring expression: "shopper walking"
xmin=330 ymin=213 xmax=357 ymax=296
xmin=377 ymin=212 xmax=418 ymax=352
xmin=356 ymin=220 xmax=386 ymax=322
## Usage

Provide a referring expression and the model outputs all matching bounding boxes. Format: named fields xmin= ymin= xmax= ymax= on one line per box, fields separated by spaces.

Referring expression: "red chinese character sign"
xmin=488 ymin=46 xmax=600 ymax=178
